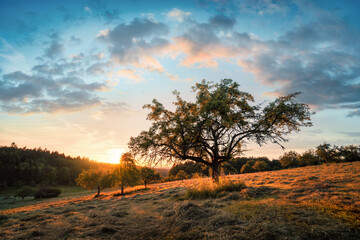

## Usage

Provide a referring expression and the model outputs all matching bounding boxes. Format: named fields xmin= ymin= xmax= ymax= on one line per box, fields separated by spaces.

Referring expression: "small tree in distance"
xmin=76 ymin=169 xmax=113 ymax=196
xmin=129 ymin=79 xmax=312 ymax=182
xmin=279 ymin=151 xmax=300 ymax=168
xmin=15 ymin=186 xmax=35 ymax=200
xmin=140 ymin=167 xmax=161 ymax=188
xmin=115 ymin=153 xmax=139 ymax=195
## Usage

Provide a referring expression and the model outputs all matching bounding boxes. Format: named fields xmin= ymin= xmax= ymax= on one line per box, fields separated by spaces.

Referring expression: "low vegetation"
xmin=185 ymin=177 xmax=246 ymax=199
xmin=1 ymin=162 xmax=359 ymax=239
xmin=34 ymin=188 xmax=61 ymax=199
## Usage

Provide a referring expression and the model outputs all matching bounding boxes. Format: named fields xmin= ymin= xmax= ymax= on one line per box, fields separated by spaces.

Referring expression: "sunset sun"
xmin=105 ymin=148 xmax=125 ymax=164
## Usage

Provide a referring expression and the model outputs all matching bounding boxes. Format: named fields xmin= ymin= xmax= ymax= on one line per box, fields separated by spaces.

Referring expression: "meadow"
xmin=1 ymin=161 xmax=359 ymax=239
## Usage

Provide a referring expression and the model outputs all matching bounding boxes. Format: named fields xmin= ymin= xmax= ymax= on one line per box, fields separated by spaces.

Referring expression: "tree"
xmin=15 ymin=186 xmax=35 ymax=200
xmin=140 ymin=167 xmax=161 ymax=188
xmin=298 ymin=149 xmax=320 ymax=166
xmin=129 ymin=79 xmax=312 ymax=182
xmin=115 ymin=153 xmax=139 ymax=195
xmin=57 ymin=167 xmax=71 ymax=185
xmin=338 ymin=145 xmax=360 ymax=162
xmin=252 ymin=161 xmax=270 ymax=172
xmin=76 ymin=169 xmax=113 ymax=196
xmin=240 ymin=163 xmax=254 ymax=174
xmin=175 ymin=170 xmax=188 ymax=180
xmin=279 ymin=151 xmax=300 ymax=168
xmin=168 ymin=161 xmax=209 ymax=177
xmin=316 ymin=143 xmax=337 ymax=163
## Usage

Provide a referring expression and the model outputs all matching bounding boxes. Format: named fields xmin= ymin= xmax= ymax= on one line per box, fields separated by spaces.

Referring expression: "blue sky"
xmin=0 ymin=0 xmax=359 ymax=164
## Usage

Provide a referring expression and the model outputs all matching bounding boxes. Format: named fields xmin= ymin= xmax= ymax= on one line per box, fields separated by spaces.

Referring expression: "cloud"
xmin=347 ymin=110 xmax=360 ymax=117
xmin=339 ymin=131 xmax=360 ymax=137
xmin=0 ymin=45 xmax=110 ymax=114
xmin=167 ymin=15 xmax=242 ymax=68
xmin=237 ymin=18 xmax=360 ymax=116
xmin=159 ymin=13 xmax=360 ymax=117
xmin=0 ymin=70 xmax=106 ymax=114
xmin=116 ymin=68 xmax=145 ymax=83
xmin=91 ymin=101 xmax=129 ymax=121
xmin=198 ymin=0 xmax=289 ymax=16
xmin=96 ymin=29 xmax=110 ymax=37
xmin=239 ymin=0 xmax=289 ymax=16
xmin=86 ymin=62 xmax=107 ymax=75
xmin=44 ymin=33 xmax=64 ymax=59
xmin=85 ymin=1 xmax=121 ymax=23
xmin=70 ymin=36 xmax=82 ymax=45
xmin=166 ymin=8 xmax=191 ymax=22
xmin=209 ymin=14 xmax=237 ymax=29
xmin=165 ymin=73 xmax=192 ymax=82
xmin=99 ymin=17 xmax=170 ymax=73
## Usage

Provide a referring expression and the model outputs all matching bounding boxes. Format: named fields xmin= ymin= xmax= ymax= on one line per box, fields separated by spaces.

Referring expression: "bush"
xmin=185 ymin=177 xmax=246 ymax=199
xmin=252 ymin=161 xmax=270 ymax=172
xmin=175 ymin=170 xmax=188 ymax=180
xmin=34 ymin=188 xmax=61 ymax=199
xmin=15 ymin=186 xmax=35 ymax=200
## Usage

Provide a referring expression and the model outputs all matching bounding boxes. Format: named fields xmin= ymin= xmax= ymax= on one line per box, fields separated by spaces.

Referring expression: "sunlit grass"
xmin=185 ymin=176 xmax=246 ymax=199
xmin=0 ymin=162 xmax=359 ymax=239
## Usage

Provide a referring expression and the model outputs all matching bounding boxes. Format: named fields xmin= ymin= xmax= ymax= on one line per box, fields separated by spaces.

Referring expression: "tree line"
xmin=166 ymin=143 xmax=360 ymax=178
xmin=76 ymin=152 xmax=161 ymax=196
xmin=0 ymin=143 xmax=113 ymax=189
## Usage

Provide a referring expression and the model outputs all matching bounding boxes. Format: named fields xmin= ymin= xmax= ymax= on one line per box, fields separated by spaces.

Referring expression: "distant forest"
xmin=0 ymin=143 xmax=114 ymax=189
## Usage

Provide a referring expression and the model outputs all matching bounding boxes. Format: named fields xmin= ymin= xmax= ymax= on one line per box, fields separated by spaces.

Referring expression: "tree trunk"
xmin=144 ymin=181 xmax=147 ymax=188
xmin=211 ymin=163 xmax=220 ymax=183
xmin=97 ymin=186 xmax=101 ymax=196
xmin=121 ymin=184 xmax=124 ymax=195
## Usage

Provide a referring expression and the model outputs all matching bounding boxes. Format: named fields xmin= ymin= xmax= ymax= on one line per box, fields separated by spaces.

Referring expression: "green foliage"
xmin=279 ymin=151 xmax=300 ymax=168
xmin=129 ymin=79 xmax=312 ymax=182
xmin=298 ymin=150 xmax=320 ymax=166
xmin=115 ymin=153 xmax=140 ymax=194
xmin=240 ymin=163 xmax=254 ymax=174
xmin=168 ymin=161 xmax=209 ymax=177
xmin=0 ymin=144 xmax=114 ymax=188
xmin=34 ymin=188 xmax=61 ymax=199
xmin=76 ymin=169 xmax=114 ymax=196
xmin=140 ymin=167 xmax=162 ymax=187
xmin=252 ymin=161 xmax=270 ymax=172
xmin=57 ymin=167 xmax=71 ymax=185
xmin=338 ymin=145 xmax=360 ymax=162
xmin=316 ymin=143 xmax=337 ymax=163
xmin=185 ymin=178 xmax=246 ymax=199
xmin=175 ymin=170 xmax=189 ymax=180
xmin=15 ymin=186 xmax=35 ymax=200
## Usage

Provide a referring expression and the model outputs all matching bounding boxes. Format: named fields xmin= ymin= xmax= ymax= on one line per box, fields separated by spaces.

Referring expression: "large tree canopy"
xmin=129 ymin=79 xmax=312 ymax=181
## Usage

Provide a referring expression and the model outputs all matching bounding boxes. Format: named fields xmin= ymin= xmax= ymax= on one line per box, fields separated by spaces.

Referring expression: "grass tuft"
xmin=185 ymin=177 xmax=246 ymax=199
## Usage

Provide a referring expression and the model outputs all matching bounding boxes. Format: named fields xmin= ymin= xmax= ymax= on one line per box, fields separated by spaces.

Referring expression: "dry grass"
xmin=1 ymin=162 xmax=359 ymax=239
xmin=185 ymin=176 xmax=246 ymax=199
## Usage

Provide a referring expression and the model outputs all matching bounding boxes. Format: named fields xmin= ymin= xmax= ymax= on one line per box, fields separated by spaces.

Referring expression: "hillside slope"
xmin=1 ymin=162 xmax=359 ymax=239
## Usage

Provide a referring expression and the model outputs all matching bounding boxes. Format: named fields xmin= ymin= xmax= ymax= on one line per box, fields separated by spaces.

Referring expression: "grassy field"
xmin=1 ymin=162 xmax=359 ymax=239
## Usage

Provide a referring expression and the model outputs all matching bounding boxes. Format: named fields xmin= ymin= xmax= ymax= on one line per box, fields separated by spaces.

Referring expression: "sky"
xmin=0 ymin=0 xmax=359 ymax=164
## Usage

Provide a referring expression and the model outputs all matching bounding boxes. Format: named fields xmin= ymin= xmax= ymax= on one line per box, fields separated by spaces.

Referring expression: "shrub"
xmin=15 ymin=186 xmax=35 ymax=200
xmin=140 ymin=167 xmax=162 ymax=188
xmin=34 ymin=188 xmax=61 ymax=199
xmin=252 ymin=161 xmax=270 ymax=172
xmin=240 ymin=163 xmax=254 ymax=174
xmin=175 ymin=170 xmax=188 ymax=180
xmin=185 ymin=177 xmax=246 ymax=199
